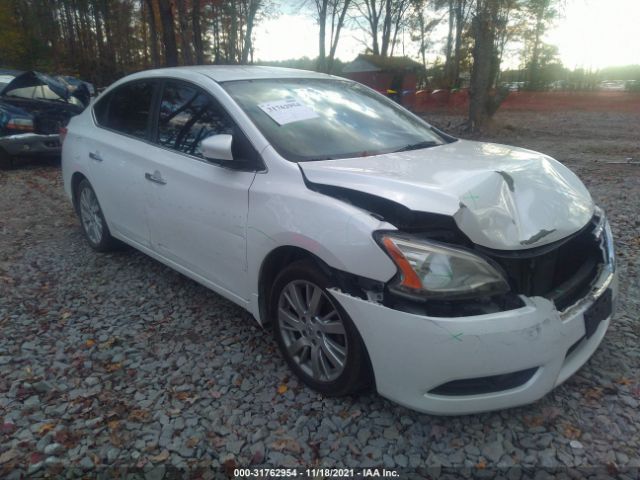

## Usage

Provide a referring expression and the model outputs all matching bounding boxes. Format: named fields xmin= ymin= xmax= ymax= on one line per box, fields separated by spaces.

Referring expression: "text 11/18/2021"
xmin=234 ymin=467 xmax=400 ymax=478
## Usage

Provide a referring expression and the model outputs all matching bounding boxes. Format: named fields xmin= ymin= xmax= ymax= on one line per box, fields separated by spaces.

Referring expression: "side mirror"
xmin=201 ymin=134 xmax=234 ymax=162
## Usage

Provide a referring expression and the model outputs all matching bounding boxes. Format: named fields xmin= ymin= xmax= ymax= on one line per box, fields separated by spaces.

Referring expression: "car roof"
xmin=123 ymin=65 xmax=335 ymax=83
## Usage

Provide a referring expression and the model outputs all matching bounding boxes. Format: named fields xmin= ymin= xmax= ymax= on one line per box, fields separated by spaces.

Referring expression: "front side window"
xmin=223 ymin=78 xmax=445 ymax=162
xmin=157 ymin=81 xmax=234 ymax=158
xmin=94 ymin=81 xmax=154 ymax=138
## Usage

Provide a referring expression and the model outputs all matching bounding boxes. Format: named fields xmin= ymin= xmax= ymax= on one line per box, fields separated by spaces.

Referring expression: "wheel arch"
xmin=256 ymin=244 xmax=385 ymax=327
xmin=70 ymin=171 xmax=88 ymax=212
xmin=262 ymin=248 xmax=378 ymax=393
xmin=257 ymin=245 xmax=331 ymax=326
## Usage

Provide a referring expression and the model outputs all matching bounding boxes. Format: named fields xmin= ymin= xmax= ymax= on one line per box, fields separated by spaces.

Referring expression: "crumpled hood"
xmin=299 ymin=139 xmax=594 ymax=250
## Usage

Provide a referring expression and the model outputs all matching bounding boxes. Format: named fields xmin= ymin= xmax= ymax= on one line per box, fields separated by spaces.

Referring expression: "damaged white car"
xmin=61 ymin=67 xmax=617 ymax=414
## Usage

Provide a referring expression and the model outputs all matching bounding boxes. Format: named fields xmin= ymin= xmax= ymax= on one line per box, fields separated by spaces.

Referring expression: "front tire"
xmin=76 ymin=179 xmax=117 ymax=252
xmin=270 ymin=259 xmax=372 ymax=396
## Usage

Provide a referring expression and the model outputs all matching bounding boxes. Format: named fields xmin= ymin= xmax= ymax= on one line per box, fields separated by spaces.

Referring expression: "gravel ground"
xmin=1 ymin=110 xmax=639 ymax=478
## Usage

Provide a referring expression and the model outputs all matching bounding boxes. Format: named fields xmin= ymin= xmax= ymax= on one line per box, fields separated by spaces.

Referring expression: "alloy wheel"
xmin=277 ymin=280 xmax=349 ymax=382
xmin=79 ymin=186 xmax=103 ymax=245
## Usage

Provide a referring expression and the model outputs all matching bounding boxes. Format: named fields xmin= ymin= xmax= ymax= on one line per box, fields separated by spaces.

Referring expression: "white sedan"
xmin=62 ymin=66 xmax=617 ymax=415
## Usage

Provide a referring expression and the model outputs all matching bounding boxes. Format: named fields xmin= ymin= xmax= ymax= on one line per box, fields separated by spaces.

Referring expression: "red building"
xmin=342 ymin=54 xmax=423 ymax=109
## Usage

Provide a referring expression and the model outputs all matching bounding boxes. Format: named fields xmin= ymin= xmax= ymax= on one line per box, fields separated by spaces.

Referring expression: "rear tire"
xmin=76 ymin=179 xmax=117 ymax=252
xmin=269 ymin=259 xmax=373 ymax=396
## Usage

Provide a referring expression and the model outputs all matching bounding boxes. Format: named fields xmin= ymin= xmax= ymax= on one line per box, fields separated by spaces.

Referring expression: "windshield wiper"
xmin=393 ymin=140 xmax=440 ymax=153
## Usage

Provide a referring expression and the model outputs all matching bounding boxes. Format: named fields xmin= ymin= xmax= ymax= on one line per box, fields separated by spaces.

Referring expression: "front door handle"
xmin=145 ymin=171 xmax=167 ymax=185
xmin=89 ymin=151 xmax=103 ymax=162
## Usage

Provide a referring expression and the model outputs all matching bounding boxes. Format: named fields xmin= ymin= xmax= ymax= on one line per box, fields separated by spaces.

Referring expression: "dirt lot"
xmin=414 ymin=91 xmax=640 ymax=114
xmin=0 ymin=109 xmax=639 ymax=478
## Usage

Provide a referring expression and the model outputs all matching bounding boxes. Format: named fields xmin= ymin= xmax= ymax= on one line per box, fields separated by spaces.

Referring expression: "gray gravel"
xmin=1 ymin=110 xmax=639 ymax=478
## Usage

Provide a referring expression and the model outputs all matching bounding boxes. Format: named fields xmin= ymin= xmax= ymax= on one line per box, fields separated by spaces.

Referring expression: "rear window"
xmin=94 ymin=81 xmax=155 ymax=139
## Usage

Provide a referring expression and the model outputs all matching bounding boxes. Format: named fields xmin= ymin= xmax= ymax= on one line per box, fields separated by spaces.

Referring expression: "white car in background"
xmin=61 ymin=66 xmax=617 ymax=415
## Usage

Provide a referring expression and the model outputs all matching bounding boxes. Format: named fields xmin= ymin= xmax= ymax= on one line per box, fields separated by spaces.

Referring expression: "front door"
xmin=144 ymin=80 xmax=258 ymax=302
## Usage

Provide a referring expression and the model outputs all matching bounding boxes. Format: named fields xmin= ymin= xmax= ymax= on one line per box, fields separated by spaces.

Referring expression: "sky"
xmin=254 ymin=0 xmax=640 ymax=70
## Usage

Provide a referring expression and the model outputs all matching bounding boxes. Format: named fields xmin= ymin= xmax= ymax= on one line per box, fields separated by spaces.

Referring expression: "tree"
xmin=494 ymin=0 xmax=525 ymax=84
xmin=408 ymin=0 xmax=440 ymax=70
xmin=0 ymin=0 xmax=31 ymax=69
xmin=192 ymin=0 xmax=205 ymax=64
xmin=314 ymin=0 xmax=352 ymax=72
xmin=207 ymin=0 xmax=265 ymax=64
xmin=524 ymin=0 xmax=558 ymax=90
xmin=468 ymin=0 xmax=508 ymax=130
xmin=176 ymin=0 xmax=194 ymax=65
xmin=451 ymin=0 xmax=474 ymax=88
xmin=436 ymin=0 xmax=474 ymax=88
xmin=241 ymin=0 xmax=261 ymax=64
xmin=145 ymin=0 xmax=161 ymax=67
xmin=438 ymin=0 xmax=454 ymax=84
xmin=0 ymin=0 xmax=275 ymax=84
xmin=157 ymin=0 xmax=178 ymax=66
xmin=355 ymin=0 xmax=411 ymax=57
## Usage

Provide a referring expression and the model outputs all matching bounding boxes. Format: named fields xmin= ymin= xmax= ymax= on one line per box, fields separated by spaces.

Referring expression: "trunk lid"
xmin=0 ymin=71 xmax=89 ymax=107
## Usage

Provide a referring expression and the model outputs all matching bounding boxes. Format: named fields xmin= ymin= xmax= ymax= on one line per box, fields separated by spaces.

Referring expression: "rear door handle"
xmin=89 ymin=151 xmax=103 ymax=162
xmin=145 ymin=171 xmax=167 ymax=185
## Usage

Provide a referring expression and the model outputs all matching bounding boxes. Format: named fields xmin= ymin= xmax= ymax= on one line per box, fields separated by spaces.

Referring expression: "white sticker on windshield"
xmin=258 ymin=97 xmax=319 ymax=125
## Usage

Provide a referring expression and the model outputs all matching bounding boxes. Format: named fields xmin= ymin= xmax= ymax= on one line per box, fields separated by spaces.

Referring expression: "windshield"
xmin=223 ymin=78 xmax=444 ymax=162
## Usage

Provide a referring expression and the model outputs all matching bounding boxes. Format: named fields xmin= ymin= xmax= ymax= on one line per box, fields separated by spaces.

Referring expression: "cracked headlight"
xmin=378 ymin=233 xmax=510 ymax=300
xmin=594 ymin=208 xmax=615 ymax=273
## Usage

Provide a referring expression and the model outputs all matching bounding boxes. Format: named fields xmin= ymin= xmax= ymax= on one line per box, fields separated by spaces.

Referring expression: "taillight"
xmin=60 ymin=126 xmax=68 ymax=144
xmin=6 ymin=118 xmax=34 ymax=132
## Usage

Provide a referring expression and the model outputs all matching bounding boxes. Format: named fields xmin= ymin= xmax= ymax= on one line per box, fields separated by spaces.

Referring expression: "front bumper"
xmin=0 ymin=133 xmax=61 ymax=156
xmin=331 ymin=219 xmax=618 ymax=415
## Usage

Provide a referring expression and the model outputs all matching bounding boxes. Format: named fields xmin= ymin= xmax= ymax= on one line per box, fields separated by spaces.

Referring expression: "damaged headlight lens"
xmin=378 ymin=234 xmax=510 ymax=299
xmin=594 ymin=208 xmax=615 ymax=272
xmin=603 ymin=220 xmax=615 ymax=272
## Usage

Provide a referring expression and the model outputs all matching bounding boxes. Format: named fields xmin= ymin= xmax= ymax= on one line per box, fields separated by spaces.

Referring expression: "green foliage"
xmin=1 ymin=0 xmax=637 ymax=95
xmin=0 ymin=0 xmax=28 ymax=68
xmin=599 ymin=65 xmax=640 ymax=81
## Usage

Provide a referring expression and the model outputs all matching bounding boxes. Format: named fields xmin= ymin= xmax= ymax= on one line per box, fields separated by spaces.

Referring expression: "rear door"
xmin=88 ymin=80 xmax=158 ymax=247
xmin=144 ymin=79 xmax=259 ymax=301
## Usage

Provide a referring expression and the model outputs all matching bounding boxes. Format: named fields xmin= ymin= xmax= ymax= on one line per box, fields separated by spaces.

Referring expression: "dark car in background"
xmin=58 ymin=75 xmax=96 ymax=98
xmin=0 ymin=69 xmax=23 ymax=91
xmin=0 ymin=70 xmax=91 ymax=168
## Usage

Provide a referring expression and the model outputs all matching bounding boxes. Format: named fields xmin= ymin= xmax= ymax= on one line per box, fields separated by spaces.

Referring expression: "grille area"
xmin=478 ymin=215 xmax=604 ymax=311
